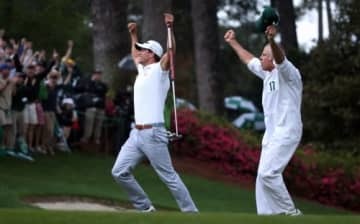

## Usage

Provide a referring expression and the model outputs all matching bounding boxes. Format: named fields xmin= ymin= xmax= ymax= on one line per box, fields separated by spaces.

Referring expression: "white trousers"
xmin=256 ymin=139 xmax=300 ymax=215
xmin=111 ymin=127 xmax=198 ymax=212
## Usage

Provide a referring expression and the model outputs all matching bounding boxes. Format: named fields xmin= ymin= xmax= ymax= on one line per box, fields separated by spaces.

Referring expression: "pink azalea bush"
xmin=172 ymin=109 xmax=360 ymax=212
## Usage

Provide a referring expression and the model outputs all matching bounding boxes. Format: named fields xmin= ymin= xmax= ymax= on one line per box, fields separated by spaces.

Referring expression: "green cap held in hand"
xmin=255 ymin=6 xmax=280 ymax=33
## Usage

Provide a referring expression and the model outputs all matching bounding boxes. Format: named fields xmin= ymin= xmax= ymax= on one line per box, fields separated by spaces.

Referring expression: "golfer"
xmin=111 ymin=13 xmax=198 ymax=213
xmin=224 ymin=25 xmax=303 ymax=216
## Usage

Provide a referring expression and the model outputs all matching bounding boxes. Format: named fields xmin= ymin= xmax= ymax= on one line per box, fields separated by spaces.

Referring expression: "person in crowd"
xmin=113 ymin=85 xmax=134 ymax=152
xmin=0 ymin=64 xmax=17 ymax=152
xmin=56 ymin=97 xmax=77 ymax=151
xmin=77 ymin=70 xmax=108 ymax=144
xmin=10 ymin=72 xmax=28 ymax=153
xmin=23 ymin=52 xmax=57 ymax=153
xmin=41 ymin=70 xmax=62 ymax=155
xmin=59 ymin=40 xmax=81 ymax=96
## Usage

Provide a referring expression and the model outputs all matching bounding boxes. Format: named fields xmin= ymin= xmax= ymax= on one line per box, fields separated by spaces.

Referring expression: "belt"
xmin=135 ymin=123 xmax=164 ymax=130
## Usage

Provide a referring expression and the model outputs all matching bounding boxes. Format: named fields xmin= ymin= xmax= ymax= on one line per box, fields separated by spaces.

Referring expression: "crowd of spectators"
xmin=0 ymin=30 xmax=133 ymax=160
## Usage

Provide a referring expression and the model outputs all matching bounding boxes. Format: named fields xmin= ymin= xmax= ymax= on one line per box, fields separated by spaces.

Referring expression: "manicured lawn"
xmin=0 ymin=152 xmax=358 ymax=224
xmin=0 ymin=210 xmax=359 ymax=224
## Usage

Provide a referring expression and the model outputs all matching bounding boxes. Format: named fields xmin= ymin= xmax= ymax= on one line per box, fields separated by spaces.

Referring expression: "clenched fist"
xmin=128 ymin=22 xmax=137 ymax=34
xmin=164 ymin=13 xmax=174 ymax=26
xmin=224 ymin=29 xmax=236 ymax=43
xmin=265 ymin=25 xmax=277 ymax=41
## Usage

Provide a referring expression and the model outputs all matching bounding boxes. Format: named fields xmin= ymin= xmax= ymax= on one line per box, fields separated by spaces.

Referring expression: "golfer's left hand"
xmin=164 ymin=13 xmax=174 ymax=26
xmin=265 ymin=25 xmax=277 ymax=41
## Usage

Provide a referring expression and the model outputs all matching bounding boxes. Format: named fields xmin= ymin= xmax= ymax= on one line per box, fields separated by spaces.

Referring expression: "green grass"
xmin=0 ymin=210 xmax=359 ymax=224
xmin=0 ymin=152 xmax=359 ymax=224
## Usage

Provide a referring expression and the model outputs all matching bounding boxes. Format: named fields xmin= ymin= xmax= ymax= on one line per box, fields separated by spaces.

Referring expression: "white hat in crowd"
xmin=135 ymin=40 xmax=163 ymax=58
xmin=62 ymin=98 xmax=75 ymax=106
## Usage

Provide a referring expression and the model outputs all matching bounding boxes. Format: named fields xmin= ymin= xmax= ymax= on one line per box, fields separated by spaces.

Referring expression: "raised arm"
xmin=224 ymin=29 xmax=255 ymax=64
xmin=63 ymin=40 xmax=74 ymax=61
xmin=127 ymin=22 xmax=139 ymax=65
xmin=160 ymin=13 xmax=175 ymax=71
xmin=265 ymin=25 xmax=284 ymax=64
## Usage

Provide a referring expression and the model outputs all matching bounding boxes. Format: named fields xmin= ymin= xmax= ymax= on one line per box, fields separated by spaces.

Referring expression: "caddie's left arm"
xmin=266 ymin=25 xmax=284 ymax=64
xmin=266 ymin=25 xmax=302 ymax=82
xmin=160 ymin=13 xmax=175 ymax=71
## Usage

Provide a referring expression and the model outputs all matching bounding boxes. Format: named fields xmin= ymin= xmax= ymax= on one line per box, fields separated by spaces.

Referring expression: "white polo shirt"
xmin=133 ymin=62 xmax=170 ymax=124
xmin=247 ymin=57 xmax=303 ymax=145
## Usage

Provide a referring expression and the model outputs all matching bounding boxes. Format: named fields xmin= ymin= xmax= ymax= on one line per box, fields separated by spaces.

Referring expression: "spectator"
xmin=23 ymin=52 xmax=57 ymax=153
xmin=20 ymin=40 xmax=33 ymax=68
xmin=59 ymin=40 xmax=81 ymax=97
xmin=10 ymin=72 xmax=28 ymax=153
xmin=0 ymin=64 xmax=17 ymax=152
xmin=77 ymin=70 xmax=108 ymax=144
xmin=56 ymin=97 xmax=77 ymax=151
xmin=113 ymin=85 xmax=134 ymax=151
xmin=41 ymin=70 xmax=61 ymax=155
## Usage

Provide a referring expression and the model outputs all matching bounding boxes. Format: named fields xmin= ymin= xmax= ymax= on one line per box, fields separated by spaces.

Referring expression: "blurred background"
xmin=0 ymin=0 xmax=359 ymax=151
xmin=0 ymin=0 xmax=360 ymax=217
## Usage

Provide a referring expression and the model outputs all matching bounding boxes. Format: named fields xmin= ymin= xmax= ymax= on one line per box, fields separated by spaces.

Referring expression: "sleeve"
xmin=247 ymin=58 xmax=265 ymax=80
xmin=0 ymin=78 xmax=6 ymax=92
xmin=157 ymin=62 xmax=169 ymax=82
xmin=276 ymin=58 xmax=302 ymax=83
xmin=13 ymin=54 xmax=23 ymax=72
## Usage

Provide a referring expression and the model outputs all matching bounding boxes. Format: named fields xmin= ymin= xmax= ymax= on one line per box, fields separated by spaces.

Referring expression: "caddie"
xmin=224 ymin=24 xmax=303 ymax=216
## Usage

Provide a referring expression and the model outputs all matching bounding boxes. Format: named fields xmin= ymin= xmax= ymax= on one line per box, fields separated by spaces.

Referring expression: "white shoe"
xmin=285 ymin=208 xmax=303 ymax=216
xmin=141 ymin=205 xmax=156 ymax=213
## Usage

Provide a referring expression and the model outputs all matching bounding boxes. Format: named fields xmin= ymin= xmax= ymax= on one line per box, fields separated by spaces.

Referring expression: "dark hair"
xmin=144 ymin=49 xmax=161 ymax=62
xmin=154 ymin=54 xmax=161 ymax=62
xmin=37 ymin=61 xmax=47 ymax=68
xmin=93 ymin=70 xmax=102 ymax=75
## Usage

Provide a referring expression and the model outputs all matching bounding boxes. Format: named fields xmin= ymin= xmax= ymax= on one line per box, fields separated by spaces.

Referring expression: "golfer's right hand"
xmin=224 ymin=30 xmax=236 ymax=43
xmin=164 ymin=13 xmax=174 ymax=26
xmin=128 ymin=22 xmax=137 ymax=34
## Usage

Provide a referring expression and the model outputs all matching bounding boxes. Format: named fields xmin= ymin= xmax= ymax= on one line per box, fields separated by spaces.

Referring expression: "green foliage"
xmin=219 ymin=24 xmax=265 ymax=109
xmin=300 ymin=0 xmax=360 ymax=149
xmin=297 ymin=144 xmax=360 ymax=176
xmin=195 ymin=109 xmax=262 ymax=147
xmin=0 ymin=0 xmax=93 ymax=71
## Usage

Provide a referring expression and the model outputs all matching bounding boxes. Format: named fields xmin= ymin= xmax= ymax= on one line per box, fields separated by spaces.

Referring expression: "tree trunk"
xmin=141 ymin=0 xmax=171 ymax=48
xmin=91 ymin=0 xmax=129 ymax=86
xmin=191 ymin=0 xmax=221 ymax=114
xmin=318 ymin=0 xmax=324 ymax=43
xmin=273 ymin=0 xmax=298 ymax=51
xmin=270 ymin=0 xmax=277 ymax=8
xmin=325 ymin=0 xmax=333 ymax=39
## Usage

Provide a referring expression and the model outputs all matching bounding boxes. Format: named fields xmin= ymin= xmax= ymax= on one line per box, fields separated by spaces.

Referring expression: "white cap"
xmin=135 ymin=40 xmax=163 ymax=58
xmin=62 ymin=98 xmax=75 ymax=106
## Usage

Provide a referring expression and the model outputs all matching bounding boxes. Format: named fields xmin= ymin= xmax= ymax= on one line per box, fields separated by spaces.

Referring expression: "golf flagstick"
xmin=167 ymin=23 xmax=182 ymax=141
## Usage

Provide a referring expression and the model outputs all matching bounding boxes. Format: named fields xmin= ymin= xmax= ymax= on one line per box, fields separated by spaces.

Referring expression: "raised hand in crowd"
xmin=53 ymin=49 xmax=59 ymax=60
xmin=68 ymin=40 xmax=74 ymax=48
xmin=39 ymin=49 xmax=46 ymax=61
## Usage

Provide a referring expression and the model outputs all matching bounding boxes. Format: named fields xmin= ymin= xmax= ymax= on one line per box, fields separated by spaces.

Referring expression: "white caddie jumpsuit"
xmin=247 ymin=57 xmax=303 ymax=215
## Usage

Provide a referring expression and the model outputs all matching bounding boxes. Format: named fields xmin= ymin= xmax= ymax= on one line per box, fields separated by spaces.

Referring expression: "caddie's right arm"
xmin=224 ymin=29 xmax=255 ymax=65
